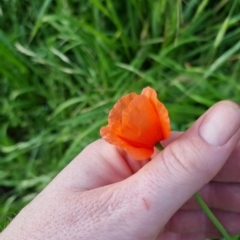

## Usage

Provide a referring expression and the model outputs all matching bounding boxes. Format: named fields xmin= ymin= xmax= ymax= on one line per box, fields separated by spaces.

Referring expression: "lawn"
xmin=0 ymin=0 xmax=240 ymax=239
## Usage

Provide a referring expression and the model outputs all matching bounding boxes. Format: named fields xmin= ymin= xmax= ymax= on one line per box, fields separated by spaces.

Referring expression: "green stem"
xmin=194 ymin=192 xmax=230 ymax=239
xmin=155 ymin=142 xmax=164 ymax=151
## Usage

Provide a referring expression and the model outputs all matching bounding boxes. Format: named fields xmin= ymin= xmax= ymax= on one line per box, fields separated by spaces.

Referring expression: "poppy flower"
xmin=100 ymin=87 xmax=171 ymax=160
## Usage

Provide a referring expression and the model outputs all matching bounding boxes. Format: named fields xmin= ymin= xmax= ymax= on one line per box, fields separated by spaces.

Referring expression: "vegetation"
xmin=1 ymin=0 xmax=240 ymax=238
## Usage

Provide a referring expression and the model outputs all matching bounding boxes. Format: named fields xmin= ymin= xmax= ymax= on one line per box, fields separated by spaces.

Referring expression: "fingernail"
xmin=199 ymin=101 xmax=240 ymax=146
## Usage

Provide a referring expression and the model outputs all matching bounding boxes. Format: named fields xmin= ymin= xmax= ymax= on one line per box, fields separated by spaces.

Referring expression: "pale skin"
xmin=1 ymin=101 xmax=240 ymax=240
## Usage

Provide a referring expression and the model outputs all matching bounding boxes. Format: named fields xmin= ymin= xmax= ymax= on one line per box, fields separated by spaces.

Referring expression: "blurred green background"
xmin=1 ymin=0 xmax=240 ymax=238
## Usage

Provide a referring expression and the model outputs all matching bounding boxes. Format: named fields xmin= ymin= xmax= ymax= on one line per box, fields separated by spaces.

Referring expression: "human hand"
xmin=1 ymin=101 xmax=240 ymax=240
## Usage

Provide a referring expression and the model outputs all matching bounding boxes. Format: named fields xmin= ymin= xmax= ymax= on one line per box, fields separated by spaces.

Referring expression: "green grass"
xmin=0 ymin=0 xmax=240 ymax=238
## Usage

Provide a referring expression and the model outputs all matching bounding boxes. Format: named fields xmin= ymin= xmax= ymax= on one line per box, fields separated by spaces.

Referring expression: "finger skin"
xmin=162 ymin=132 xmax=240 ymax=183
xmin=160 ymin=131 xmax=182 ymax=147
xmin=214 ymin=140 xmax=240 ymax=182
xmin=166 ymin=209 xmax=240 ymax=236
xmin=55 ymin=139 xmax=150 ymax=191
xmin=182 ymin=182 xmax=240 ymax=212
xmin=158 ymin=232 xmax=207 ymax=240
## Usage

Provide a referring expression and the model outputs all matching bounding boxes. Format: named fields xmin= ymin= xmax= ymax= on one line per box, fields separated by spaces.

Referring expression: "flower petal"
xmin=141 ymin=87 xmax=170 ymax=139
xmin=108 ymin=93 xmax=138 ymax=126
xmin=101 ymin=93 xmax=138 ymax=137
xmin=100 ymin=87 xmax=171 ymax=160
xmin=120 ymin=95 xmax=162 ymax=145
xmin=123 ymin=145 xmax=153 ymax=160
xmin=100 ymin=126 xmax=153 ymax=160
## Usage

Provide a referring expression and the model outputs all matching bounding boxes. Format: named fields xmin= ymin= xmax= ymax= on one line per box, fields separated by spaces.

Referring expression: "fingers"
xmin=56 ymin=139 xmax=149 ymax=191
xmin=160 ymin=131 xmax=182 ymax=147
xmin=166 ymin=209 xmax=240 ymax=237
xmin=213 ymin=140 xmax=240 ymax=182
xmin=132 ymin=101 xmax=240 ymax=225
xmin=182 ymin=182 xmax=240 ymax=212
xmin=162 ymin=132 xmax=240 ymax=183
xmin=158 ymin=232 xmax=207 ymax=240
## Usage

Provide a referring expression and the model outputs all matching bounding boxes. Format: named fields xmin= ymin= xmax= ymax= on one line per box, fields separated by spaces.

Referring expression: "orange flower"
xmin=100 ymin=87 xmax=171 ymax=160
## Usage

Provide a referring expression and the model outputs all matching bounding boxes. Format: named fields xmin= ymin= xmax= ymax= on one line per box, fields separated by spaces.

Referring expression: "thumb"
xmin=132 ymin=101 xmax=240 ymax=226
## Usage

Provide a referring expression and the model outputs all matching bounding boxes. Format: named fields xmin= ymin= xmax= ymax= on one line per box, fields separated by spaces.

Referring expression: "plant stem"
xmin=194 ymin=192 xmax=230 ymax=239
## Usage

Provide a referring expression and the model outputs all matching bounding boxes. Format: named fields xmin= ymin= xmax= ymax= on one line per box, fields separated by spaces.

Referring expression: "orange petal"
xmin=141 ymin=87 xmax=157 ymax=99
xmin=101 ymin=93 xmax=138 ymax=138
xmin=123 ymin=144 xmax=153 ymax=160
xmin=100 ymin=87 xmax=171 ymax=160
xmin=108 ymin=93 xmax=138 ymax=126
xmin=141 ymin=87 xmax=170 ymax=139
xmin=100 ymin=125 xmax=153 ymax=160
xmin=120 ymin=95 xmax=162 ymax=145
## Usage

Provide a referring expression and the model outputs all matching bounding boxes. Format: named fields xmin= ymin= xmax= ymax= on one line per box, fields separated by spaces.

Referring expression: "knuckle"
xmin=162 ymin=136 xmax=206 ymax=177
